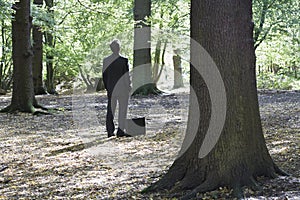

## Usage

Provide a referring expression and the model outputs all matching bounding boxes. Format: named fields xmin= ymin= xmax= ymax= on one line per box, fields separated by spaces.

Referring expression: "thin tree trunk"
xmin=293 ymin=65 xmax=297 ymax=78
xmin=0 ymin=20 xmax=4 ymax=90
xmin=153 ymin=39 xmax=167 ymax=84
xmin=132 ymin=0 xmax=160 ymax=95
xmin=173 ymin=50 xmax=184 ymax=89
xmin=254 ymin=0 xmax=268 ymax=49
xmin=155 ymin=40 xmax=167 ymax=84
xmin=0 ymin=19 xmax=13 ymax=91
xmin=32 ymin=0 xmax=46 ymax=95
xmin=153 ymin=39 xmax=161 ymax=82
xmin=45 ymin=0 xmax=57 ymax=95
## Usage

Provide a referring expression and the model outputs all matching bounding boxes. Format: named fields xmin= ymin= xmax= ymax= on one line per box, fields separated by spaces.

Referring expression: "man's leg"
xmin=117 ymin=94 xmax=131 ymax=137
xmin=106 ymin=94 xmax=117 ymax=137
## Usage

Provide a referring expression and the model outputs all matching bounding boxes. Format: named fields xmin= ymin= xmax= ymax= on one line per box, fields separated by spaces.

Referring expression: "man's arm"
xmin=102 ymin=59 xmax=108 ymax=90
xmin=124 ymin=58 xmax=131 ymax=90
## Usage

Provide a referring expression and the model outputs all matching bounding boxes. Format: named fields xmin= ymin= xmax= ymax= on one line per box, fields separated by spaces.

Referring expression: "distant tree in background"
xmin=253 ymin=0 xmax=297 ymax=50
xmin=253 ymin=0 xmax=299 ymax=84
xmin=32 ymin=0 xmax=46 ymax=95
xmin=172 ymin=49 xmax=184 ymax=89
xmin=0 ymin=0 xmax=13 ymax=94
xmin=45 ymin=0 xmax=57 ymax=95
xmin=0 ymin=0 xmax=298 ymax=93
xmin=151 ymin=0 xmax=189 ymax=89
xmin=132 ymin=0 xmax=160 ymax=95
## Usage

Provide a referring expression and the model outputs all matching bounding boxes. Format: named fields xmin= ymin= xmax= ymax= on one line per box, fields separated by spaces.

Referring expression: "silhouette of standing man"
xmin=103 ymin=40 xmax=131 ymax=138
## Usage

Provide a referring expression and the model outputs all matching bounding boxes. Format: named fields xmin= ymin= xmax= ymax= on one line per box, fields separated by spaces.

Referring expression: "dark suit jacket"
xmin=102 ymin=54 xmax=131 ymax=96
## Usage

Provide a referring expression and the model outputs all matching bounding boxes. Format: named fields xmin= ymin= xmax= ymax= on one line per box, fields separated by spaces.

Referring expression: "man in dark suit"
xmin=102 ymin=40 xmax=131 ymax=138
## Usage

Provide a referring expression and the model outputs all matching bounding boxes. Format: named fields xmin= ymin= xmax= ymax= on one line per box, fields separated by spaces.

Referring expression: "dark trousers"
xmin=106 ymin=93 xmax=129 ymax=134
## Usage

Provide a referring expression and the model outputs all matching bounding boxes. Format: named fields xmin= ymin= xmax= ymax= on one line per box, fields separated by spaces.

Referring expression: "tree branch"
xmin=254 ymin=0 xmax=269 ymax=43
xmin=76 ymin=0 xmax=113 ymax=17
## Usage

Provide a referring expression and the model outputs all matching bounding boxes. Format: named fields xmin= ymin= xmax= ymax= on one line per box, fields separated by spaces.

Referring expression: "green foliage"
xmin=257 ymin=72 xmax=300 ymax=90
xmin=253 ymin=0 xmax=299 ymax=48
xmin=150 ymin=0 xmax=190 ymax=85
xmin=254 ymin=0 xmax=299 ymax=90
xmin=52 ymin=0 xmax=134 ymax=90
xmin=0 ymin=0 xmax=13 ymax=91
xmin=151 ymin=0 xmax=189 ymax=33
xmin=0 ymin=0 xmax=12 ymax=20
xmin=31 ymin=3 xmax=55 ymax=29
xmin=1 ymin=0 xmax=299 ymax=92
xmin=150 ymin=0 xmax=190 ymax=55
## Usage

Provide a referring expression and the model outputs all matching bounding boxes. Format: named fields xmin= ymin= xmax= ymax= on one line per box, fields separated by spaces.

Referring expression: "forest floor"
xmin=0 ymin=89 xmax=299 ymax=199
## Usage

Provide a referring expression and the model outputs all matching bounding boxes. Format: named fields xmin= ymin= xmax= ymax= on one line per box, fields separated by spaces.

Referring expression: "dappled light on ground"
xmin=0 ymin=90 xmax=299 ymax=199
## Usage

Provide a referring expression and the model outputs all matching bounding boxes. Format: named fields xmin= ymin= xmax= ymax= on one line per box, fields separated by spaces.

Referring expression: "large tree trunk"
xmin=8 ymin=0 xmax=35 ymax=112
xmin=44 ymin=0 xmax=57 ymax=95
xmin=132 ymin=0 xmax=160 ymax=95
xmin=147 ymin=0 xmax=286 ymax=198
xmin=32 ymin=0 xmax=46 ymax=95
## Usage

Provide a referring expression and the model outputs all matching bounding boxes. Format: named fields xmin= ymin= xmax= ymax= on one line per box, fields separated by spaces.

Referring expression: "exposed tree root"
xmin=145 ymin=165 xmax=288 ymax=199
xmin=274 ymin=164 xmax=290 ymax=176
xmin=142 ymin=171 xmax=181 ymax=193
xmin=34 ymin=87 xmax=47 ymax=95
xmin=33 ymin=110 xmax=52 ymax=116
xmin=47 ymin=89 xmax=58 ymax=95
xmin=232 ymin=184 xmax=244 ymax=199
xmin=0 ymin=165 xmax=8 ymax=173
xmin=0 ymin=105 xmax=34 ymax=113
xmin=132 ymin=83 xmax=162 ymax=96
xmin=142 ymin=160 xmax=187 ymax=193
xmin=0 ymin=105 xmax=12 ymax=113
xmin=0 ymin=104 xmax=50 ymax=115
xmin=47 ymin=143 xmax=85 ymax=156
xmin=33 ymin=104 xmax=48 ymax=111
xmin=247 ymin=176 xmax=262 ymax=191
xmin=180 ymin=178 xmax=219 ymax=200
xmin=181 ymin=175 xmax=265 ymax=200
xmin=46 ymin=137 xmax=112 ymax=156
xmin=267 ymin=170 xmax=279 ymax=179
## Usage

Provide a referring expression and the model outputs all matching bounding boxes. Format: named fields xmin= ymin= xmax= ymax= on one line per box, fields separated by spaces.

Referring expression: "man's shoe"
xmin=108 ymin=133 xmax=115 ymax=138
xmin=116 ymin=129 xmax=132 ymax=137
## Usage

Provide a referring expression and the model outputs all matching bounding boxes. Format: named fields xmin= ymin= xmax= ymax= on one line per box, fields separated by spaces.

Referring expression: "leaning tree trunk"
xmin=147 ymin=0 xmax=286 ymax=198
xmin=32 ymin=0 xmax=46 ymax=95
xmin=9 ymin=0 xmax=35 ymax=112
xmin=132 ymin=0 xmax=160 ymax=95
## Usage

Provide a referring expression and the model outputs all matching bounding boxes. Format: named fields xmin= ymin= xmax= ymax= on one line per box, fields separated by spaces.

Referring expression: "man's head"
xmin=110 ymin=39 xmax=120 ymax=54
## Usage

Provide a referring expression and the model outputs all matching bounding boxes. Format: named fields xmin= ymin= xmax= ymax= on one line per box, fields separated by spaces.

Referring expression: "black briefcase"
xmin=126 ymin=117 xmax=146 ymax=136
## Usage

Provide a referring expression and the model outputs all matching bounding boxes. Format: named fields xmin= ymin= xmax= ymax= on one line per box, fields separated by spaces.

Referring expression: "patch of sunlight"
xmin=271 ymin=140 xmax=291 ymax=145
xmin=270 ymin=146 xmax=289 ymax=154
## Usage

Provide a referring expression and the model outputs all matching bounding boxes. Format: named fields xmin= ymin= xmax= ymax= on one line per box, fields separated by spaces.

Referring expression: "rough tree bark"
xmin=32 ymin=0 xmax=46 ymax=95
xmin=146 ymin=0 xmax=286 ymax=198
xmin=2 ymin=0 xmax=35 ymax=112
xmin=132 ymin=0 xmax=160 ymax=95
